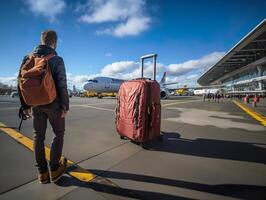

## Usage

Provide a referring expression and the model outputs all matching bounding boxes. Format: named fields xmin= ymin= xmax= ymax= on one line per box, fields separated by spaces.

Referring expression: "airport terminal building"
xmin=198 ymin=19 xmax=266 ymax=95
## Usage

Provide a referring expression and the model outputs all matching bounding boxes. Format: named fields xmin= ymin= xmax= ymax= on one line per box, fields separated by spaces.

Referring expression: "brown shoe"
xmin=50 ymin=158 xmax=67 ymax=183
xmin=38 ymin=171 xmax=49 ymax=184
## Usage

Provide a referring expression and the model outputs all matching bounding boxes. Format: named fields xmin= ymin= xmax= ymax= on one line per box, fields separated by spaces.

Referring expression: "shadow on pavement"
xmin=56 ymin=175 xmax=193 ymax=200
xmin=147 ymin=132 xmax=266 ymax=164
xmin=56 ymin=170 xmax=266 ymax=200
xmin=55 ymin=131 xmax=266 ymax=199
xmin=90 ymin=169 xmax=266 ymax=200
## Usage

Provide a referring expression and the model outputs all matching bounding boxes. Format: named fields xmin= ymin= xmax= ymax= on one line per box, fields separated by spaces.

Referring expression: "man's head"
xmin=41 ymin=30 xmax=57 ymax=49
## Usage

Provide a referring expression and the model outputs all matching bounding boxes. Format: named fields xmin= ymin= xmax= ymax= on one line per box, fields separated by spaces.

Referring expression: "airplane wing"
xmin=163 ymin=82 xmax=179 ymax=86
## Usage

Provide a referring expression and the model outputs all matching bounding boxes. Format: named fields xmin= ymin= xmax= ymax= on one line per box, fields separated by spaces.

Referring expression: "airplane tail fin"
xmin=160 ymin=72 xmax=166 ymax=84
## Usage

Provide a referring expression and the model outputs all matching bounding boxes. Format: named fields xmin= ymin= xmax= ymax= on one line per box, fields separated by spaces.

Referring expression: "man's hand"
xmin=61 ymin=110 xmax=68 ymax=118
xmin=23 ymin=108 xmax=32 ymax=117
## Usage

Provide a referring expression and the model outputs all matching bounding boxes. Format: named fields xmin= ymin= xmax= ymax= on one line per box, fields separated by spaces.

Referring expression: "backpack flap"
xmin=19 ymin=54 xmax=57 ymax=106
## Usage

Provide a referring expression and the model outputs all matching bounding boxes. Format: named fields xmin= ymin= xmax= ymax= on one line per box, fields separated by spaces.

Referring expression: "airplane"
xmin=82 ymin=72 xmax=178 ymax=99
xmin=189 ymin=85 xmax=225 ymax=95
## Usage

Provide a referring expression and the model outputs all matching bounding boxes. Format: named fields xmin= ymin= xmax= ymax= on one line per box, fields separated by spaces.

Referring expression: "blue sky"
xmin=0 ymin=0 xmax=265 ymax=88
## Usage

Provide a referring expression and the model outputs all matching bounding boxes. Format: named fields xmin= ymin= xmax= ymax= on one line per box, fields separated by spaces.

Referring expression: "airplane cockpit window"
xmin=88 ymin=79 xmax=98 ymax=83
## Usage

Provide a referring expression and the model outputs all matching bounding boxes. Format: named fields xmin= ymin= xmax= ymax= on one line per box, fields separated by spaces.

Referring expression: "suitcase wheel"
xmin=141 ymin=143 xmax=149 ymax=150
xmin=120 ymin=135 xmax=125 ymax=140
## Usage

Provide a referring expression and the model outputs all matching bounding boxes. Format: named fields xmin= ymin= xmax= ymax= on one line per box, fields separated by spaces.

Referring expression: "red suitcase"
xmin=116 ymin=54 xmax=162 ymax=144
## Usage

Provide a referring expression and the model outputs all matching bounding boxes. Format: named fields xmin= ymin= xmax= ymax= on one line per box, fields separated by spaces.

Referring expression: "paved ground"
xmin=0 ymin=96 xmax=265 ymax=200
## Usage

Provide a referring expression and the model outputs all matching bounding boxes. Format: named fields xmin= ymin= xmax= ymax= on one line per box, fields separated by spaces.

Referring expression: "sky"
xmin=0 ymin=0 xmax=265 ymax=89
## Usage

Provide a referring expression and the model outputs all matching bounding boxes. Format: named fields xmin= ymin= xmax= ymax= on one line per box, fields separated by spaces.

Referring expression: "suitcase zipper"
xmin=133 ymin=94 xmax=140 ymax=129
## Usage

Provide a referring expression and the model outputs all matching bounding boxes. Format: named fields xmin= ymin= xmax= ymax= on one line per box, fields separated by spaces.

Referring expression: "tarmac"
xmin=0 ymin=95 xmax=266 ymax=200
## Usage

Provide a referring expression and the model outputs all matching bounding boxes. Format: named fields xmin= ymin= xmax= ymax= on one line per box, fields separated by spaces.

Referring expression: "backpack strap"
xmin=18 ymin=106 xmax=28 ymax=132
xmin=43 ymin=54 xmax=55 ymax=73
xmin=27 ymin=53 xmax=34 ymax=59
xmin=28 ymin=53 xmax=55 ymax=60
xmin=44 ymin=54 xmax=55 ymax=60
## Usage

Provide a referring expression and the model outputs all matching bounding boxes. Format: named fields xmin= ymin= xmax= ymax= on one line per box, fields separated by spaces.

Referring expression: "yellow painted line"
xmin=0 ymin=122 xmax=95 ymax=182
xmin=162 ymin=100 xmax=201 ymax=107
xmin=78 ymin=105 xmax=114 ymax=112
xmin=233 ymin=100 xmax=266 ymax=127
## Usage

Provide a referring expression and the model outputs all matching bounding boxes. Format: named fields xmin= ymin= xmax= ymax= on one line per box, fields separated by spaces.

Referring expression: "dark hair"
xmin=41 ymin=30 xmax=57 ymax=46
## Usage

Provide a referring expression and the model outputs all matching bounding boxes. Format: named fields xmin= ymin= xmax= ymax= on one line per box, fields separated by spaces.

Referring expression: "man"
xmin=18 ymin=30 xmax=69 ymax=184
xmin=203 ymin=93 xmax=206 ymax=102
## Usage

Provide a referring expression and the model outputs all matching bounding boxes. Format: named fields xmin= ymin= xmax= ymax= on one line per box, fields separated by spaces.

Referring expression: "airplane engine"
xmin=160 ymin=90 xmax=168 ymax=99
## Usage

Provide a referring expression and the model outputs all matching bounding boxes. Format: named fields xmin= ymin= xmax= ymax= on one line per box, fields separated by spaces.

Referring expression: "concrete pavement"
xmin=0 ymin=96 xmax=265 ymax=200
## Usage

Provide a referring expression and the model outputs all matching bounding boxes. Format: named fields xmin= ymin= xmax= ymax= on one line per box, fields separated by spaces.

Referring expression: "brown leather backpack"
xmin=18 ymin=54 xmax=57 ymax=106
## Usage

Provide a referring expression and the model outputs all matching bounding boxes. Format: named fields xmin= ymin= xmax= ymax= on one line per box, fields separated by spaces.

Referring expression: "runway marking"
xmin=71 ymin=102 xmax=117 ymax=107
xmin=0 ymin=122 xmax=95 ymax=182
xmin=162 ymin=100 xmax=201 ymax=107
xmin=74 ymin=100 xmax=201 ymax=111
xmin=233 ymin=100 xmax=266 ymax=127
xmin=78 ymin=105 xmax=114 ymax=112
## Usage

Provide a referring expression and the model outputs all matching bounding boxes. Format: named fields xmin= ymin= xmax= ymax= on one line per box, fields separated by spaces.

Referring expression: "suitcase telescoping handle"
xmin=140 ymin=54 xmax=157 ymax=81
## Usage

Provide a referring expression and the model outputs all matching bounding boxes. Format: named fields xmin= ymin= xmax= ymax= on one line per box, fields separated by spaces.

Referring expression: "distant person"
xmin=17 ymin=30 xmax=69 ymax=184
xmin=253 ymin=94 xmax=259 ymax=107
xmin=214 ymin=93 xmax=217 ymax=102
xmin=203 ymin=93 xmax=206 ymax=102
xmin=216 ymin=93 xmax=220 ymax=103
xmin=207 ymin=93 xmax=211 ymax=102
xmin=245 ymin=94 xmax=250 ymax=104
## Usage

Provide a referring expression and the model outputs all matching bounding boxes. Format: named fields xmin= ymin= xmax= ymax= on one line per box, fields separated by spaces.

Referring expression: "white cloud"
xmin=111 ymin=16 xmax=150 ymax=37
xmin=100 ymin=60 xmax=164 ymax=80
xmin=101 ymin=61 xmax=138 ymax=76
xmin=80 ymin=0 xmax=144 ymax=23
xmin=24 ymin=0 xmax=66 ymax=22
xmin=126 ymin=61 xmax=164 ymax=79
xmin=163 ymin=52 xmax=225 ymax=87
xmin=167 ymin=52 xmax=225 ymax=76
xmin=66 ymin=60 xmax=164 ymax=89
xmin=79 ymin=0 xmax=151 ymax=37
xmin=96 ymin=52 xmax=224 ymax=87
xmin=165 ymin=52 xmax=225 ymax=87
xmin=1 ymin=51 xmax=223 ymax=89
xmin=165 ymin=74 xmax=200 ymax=88
xmin=0 ymin=76 xmax=17 ymax=86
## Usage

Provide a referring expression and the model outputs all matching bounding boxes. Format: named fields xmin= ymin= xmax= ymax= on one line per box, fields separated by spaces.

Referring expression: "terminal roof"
xmin=198 ymin=19 xmax=266 ymax=86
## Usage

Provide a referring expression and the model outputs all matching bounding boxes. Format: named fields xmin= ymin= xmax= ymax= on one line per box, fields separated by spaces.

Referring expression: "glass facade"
xmin=262 ymin=80 xmax=266 ymax=90
xmin=222 ymin=64 xmax=266 ymax=93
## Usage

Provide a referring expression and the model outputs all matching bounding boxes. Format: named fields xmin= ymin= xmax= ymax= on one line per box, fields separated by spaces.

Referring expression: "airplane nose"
xmin=83 ymin=82 xmax=93 ymax=91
